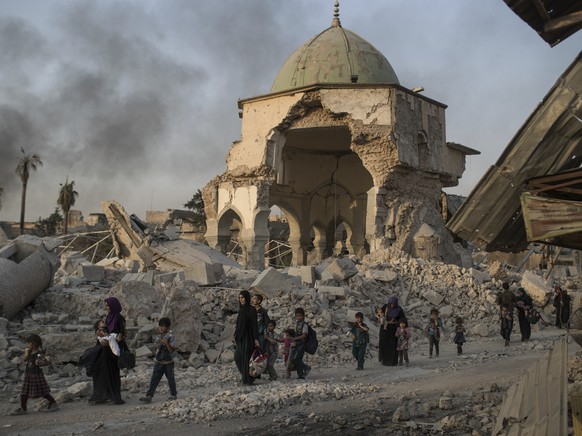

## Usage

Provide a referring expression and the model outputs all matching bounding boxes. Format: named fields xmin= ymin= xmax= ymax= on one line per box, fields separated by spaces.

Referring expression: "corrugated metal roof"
xmin=447 ymin=52 xmax=582 ymax=252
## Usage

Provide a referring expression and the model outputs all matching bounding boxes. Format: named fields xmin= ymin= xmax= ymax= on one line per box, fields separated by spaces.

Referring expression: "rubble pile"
xmin=0 ymin=241 xmax=576 ymax=434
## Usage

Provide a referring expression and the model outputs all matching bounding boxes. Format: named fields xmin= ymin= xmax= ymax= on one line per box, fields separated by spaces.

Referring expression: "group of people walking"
xmin=10 ymin=281 xmax=573 ymax=415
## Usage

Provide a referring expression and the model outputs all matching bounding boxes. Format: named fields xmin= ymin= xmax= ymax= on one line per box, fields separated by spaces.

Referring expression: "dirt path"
xmin=0 ymin=329 xmax=575 ymax=436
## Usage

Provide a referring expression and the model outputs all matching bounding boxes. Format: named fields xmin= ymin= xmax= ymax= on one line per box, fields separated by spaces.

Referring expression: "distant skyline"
xmin=0 ymin=1 xmax=580 ymax=223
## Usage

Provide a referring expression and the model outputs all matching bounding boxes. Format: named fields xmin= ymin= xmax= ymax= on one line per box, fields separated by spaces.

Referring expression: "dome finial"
xmin=332 ymin=0 xmax=341 ymax=27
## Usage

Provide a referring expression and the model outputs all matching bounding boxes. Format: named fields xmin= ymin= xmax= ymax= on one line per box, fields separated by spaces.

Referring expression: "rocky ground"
xmin=0 ymin=243 xmax=581 ymax=435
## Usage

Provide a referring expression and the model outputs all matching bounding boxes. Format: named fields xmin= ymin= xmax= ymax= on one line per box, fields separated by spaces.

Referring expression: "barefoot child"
xmin=11 ymin=334 xmax=59 ymax=415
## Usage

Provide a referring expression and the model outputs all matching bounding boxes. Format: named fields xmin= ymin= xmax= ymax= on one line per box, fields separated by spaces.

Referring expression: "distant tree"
xmin=57 ymin=177 xmax=79 ymax=234
xmin=34 ymin=208 xmax=63 ymax=236
xmin=15 ymin=147 xmax=43 ymax=234
xmin=184 ymin=189 xmax=206 ymax=228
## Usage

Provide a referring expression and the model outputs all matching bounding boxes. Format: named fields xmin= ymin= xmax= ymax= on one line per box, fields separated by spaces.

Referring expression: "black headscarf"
xmin=235 ymin=291 xmax=254 ymax=343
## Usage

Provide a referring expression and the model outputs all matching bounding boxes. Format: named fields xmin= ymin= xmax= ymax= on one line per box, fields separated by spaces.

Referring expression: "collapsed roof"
xmin=447 ymin=52 xmax=582 ymax=252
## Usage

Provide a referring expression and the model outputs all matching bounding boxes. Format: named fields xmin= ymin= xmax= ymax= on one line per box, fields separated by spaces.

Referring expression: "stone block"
xmin=422 ymin=290 xmax=444 ymax=306
xmin=324 ymin=258 xmax=358 ymax=282
xmin=364 ymin=269 xmax=398 ymax=282
xmin=204 ymin=348 xmax=220 ymax=363
xmin=287 ymin=266 xmax=316 ymax=286
xmin=250 ymin=267 xmax=292 ymax=298
xmin=317 ymin=286 xmax=347 ymax=300
xmin=77 ymin=262 xmax=105 ymax=282
xmin=521 ymin=271 xmax=550 ymax=306
xmin=471 ymin=322 xmax=489 ymax=337
xmin=135 ymin=345 xmax=153 ymax=357
xmin=184 ymin=262 xmax=225 ymax=286
xmin=154 ymin=271 xmax=182 ymax=285
xmin=61 ymin=252 xmax=88 ymax=274
xmin=66 ymin=381 xmax=92 ymax=397
xmin=219 ymin=349 xmax=234 ymax=363
xmin=439 ymin=305 xmax=454 ymax=318
xmin=470 ymin=268 xmax=483 ymax=285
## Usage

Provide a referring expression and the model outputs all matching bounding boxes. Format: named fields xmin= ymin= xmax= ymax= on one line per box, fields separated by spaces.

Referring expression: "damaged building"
xmin=203 ymin=4 xmax=479 ymax=270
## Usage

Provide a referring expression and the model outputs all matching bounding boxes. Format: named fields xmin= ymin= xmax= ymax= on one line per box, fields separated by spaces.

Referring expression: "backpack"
xmin=304 ymin=323 xmax=319 ymax=355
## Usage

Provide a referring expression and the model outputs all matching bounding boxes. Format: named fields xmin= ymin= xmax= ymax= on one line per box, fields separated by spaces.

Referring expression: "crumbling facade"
xmin=204 ymin=10 xmax=478 ymax=269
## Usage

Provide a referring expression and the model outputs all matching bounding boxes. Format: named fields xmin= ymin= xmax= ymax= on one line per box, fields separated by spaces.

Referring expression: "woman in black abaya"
xmin=89 ymin=297 xmax=126 ymax=405
xmin=380 ymin=296 xmax=406 ymax=366
xmin=234 ymin=291 xmax=260 ymax=385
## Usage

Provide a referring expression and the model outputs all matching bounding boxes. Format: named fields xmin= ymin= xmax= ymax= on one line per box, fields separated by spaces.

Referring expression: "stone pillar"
xmin=240 ymin=229 xmax=269 ymax=270
xmin=365 ymin=186 xmax=388 ymax=253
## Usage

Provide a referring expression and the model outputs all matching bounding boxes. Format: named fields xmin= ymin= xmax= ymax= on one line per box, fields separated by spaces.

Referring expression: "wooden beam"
xmin=544 ymin=10 xmax=582 ymax=33
xmin=531 ymin=0 xmax=551 ymax=21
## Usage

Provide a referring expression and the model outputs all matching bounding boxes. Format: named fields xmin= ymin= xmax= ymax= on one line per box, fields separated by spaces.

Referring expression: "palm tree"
xmin=15 ymin=147 xmax=43 ymax=235
xmin=57 ymin=177 xmax=79 ymax=234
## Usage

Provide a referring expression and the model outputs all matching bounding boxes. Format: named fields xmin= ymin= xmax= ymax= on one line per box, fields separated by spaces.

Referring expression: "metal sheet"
xmin=492 ymin=337 xmax=568 ymax=435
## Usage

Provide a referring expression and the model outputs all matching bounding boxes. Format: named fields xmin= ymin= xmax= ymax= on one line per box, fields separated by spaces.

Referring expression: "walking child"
xmin=10 ymin=334 xmax=59 ymax=415
xmin=140 ymin=318 xmax=177 ymax=403
xmin=350 ymin=312 xmax=370 ymax=370
xmin=291 ymin=308 xmax=312 ymax=380
xmin=263 ymin=320 xmax=279 ymax=381
xmin=453 ymin=317 xmax=466 ymax=355
xmin=252 ymin=294 xmax=270 ymax=351
xmin=395 ymin=318 xmax=410 ymax=366
xmin=500 ymin=304 xmax=513 ymax=346
xmin=426 ymin=308 xmax=443 ymax=358
xmin=277 ymin=328 xmax=296 ymax=378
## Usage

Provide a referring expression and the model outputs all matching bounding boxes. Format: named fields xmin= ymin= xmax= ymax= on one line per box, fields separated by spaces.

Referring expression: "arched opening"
xmin=217 ymin=208 xmax=244 ymax=263
xmin=265 ymin=205 xmax=292 ymax=268
xmin=328 ymin=219 xmax=353 ymax=256
xmin=268 ymin=109 xmax=374 ymax=265
xmin=417 ymin=131 xmax=429 ymax=170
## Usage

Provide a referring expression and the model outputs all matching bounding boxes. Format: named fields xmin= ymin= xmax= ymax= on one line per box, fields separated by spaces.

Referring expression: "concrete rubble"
xmin=0 ymin=236 xmax=579 ymax=434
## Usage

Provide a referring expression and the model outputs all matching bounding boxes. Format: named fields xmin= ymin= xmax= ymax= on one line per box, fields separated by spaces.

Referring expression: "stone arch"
xmin=417 ymin=130 xmax=429 ymax=170
xmin=216 ymin=207 xmax=245 ymax=262
xmin=326 ymin=216 xmax=353 ymax=256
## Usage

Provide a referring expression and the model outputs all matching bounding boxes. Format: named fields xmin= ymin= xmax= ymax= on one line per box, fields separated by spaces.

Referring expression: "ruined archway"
xmin=266 ymin=105 xmax=373 ymax=264
xmin=216 ymin=207 xmax=244 ymax=263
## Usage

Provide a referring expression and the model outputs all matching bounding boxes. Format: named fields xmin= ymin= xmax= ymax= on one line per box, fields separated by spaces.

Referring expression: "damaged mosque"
xmin=203 ymin=2 xmax=479 ymax=270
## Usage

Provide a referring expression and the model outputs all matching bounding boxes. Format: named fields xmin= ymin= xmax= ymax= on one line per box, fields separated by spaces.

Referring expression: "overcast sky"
xmin=0 ymin=0 xmax=580 ymax=223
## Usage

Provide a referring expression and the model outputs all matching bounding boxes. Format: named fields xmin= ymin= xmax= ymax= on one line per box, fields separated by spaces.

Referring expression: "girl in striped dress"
xmin=10 ymin=334 xmax=59 ymax=415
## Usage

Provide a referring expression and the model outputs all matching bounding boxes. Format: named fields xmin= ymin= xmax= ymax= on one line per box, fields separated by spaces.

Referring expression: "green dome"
xmin=271 ymin=21 xmax=399 ymax=93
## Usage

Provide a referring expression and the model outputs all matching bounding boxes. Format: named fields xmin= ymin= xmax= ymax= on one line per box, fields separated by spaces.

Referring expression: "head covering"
xmin=105 ymin=297 xmax=122 ymax=333
xmin=386 ymin=296 xmax=401 ymax=318
xmin=239 ymin=291 xmax=251 ymax=308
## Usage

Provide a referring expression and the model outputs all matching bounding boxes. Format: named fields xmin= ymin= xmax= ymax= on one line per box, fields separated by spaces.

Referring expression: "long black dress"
xmin=554 ymin=290 xmax=571 ymax=328
xmin=89 ymin=316 xmax=126 ymax=404
xmin=385 ymin=316 xmax=405 ymax=366
xmin=516 ymin=291 xmax=532 ymax=340
xmin=379 ymin=304 xmax=406 ymax=366
xmin=234 ymin=291 xmax=259 ymax=385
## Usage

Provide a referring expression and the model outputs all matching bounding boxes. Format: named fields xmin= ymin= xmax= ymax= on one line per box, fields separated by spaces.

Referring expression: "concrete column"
xmin=240 ymin=231 xmax=269 ymax=270
xmin=351 ymin=194 xmax=368 ymax=257
xmin=365 ymin=186 xmax=388 ymax=253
